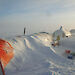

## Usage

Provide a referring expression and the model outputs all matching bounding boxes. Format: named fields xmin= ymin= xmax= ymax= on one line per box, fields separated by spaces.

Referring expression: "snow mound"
xmin=3 ymin=32 xmax=75 ymax=75
xmin=53 ymin=26 xmax=71 ymax=40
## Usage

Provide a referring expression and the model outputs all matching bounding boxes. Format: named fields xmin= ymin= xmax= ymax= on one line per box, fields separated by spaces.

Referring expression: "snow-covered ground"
xmin=3 ymin=32 xmax=75 ymax=75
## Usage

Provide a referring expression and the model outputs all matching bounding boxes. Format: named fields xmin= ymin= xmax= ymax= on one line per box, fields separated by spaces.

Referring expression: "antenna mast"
xmin=24 ymin=27 xmax=26 ymax=35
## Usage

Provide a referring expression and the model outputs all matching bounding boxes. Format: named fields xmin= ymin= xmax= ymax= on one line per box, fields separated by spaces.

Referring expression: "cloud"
xmin=0 ymin=10 xmax=75 ymax=32
xmin=0 ymin=0 xmax=75 ymax=16
xmin=0 ymin=0 xmax=60 ymax=14
xmin=61 ymin=0 xmax=75 ymax=8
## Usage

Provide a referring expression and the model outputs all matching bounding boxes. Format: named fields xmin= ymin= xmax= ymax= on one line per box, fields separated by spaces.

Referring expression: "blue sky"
xmin=0 ymin=0 xmax=75 ymax=36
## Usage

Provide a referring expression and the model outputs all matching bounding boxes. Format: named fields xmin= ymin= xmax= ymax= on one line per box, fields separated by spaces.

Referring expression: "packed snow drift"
xmin=0 ymin=27 xmax=75 ymax=75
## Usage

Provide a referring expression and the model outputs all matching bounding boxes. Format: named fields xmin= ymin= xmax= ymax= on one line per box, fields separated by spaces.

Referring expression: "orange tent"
xmin=0 ymin=39 xmax=14 ymax=68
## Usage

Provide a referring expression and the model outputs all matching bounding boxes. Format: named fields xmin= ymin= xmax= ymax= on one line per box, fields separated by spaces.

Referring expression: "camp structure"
xmin=24 ymin=27 xmax=26 ymax=35
xmin=52 ymin=26 xmax=71 ymax=41
xmin=0 ymin=39 xmax=14 ymax=68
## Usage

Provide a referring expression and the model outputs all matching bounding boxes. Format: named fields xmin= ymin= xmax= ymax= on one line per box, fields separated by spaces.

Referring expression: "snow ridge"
xmin=5 ymin=33 xmax=75 ymax=75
